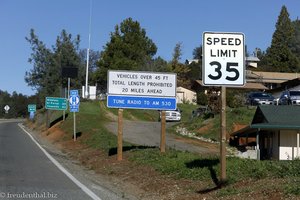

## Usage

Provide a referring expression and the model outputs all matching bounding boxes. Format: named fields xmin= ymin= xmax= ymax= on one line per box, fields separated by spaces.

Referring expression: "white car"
xmin=278 ymin=90 xmax=300 ymax=105
xmin=159 ymin=109 xmax=181 ymax=122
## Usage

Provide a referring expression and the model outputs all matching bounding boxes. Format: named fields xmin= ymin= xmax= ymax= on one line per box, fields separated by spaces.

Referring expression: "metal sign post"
xmin=63 ymin=88 xmax=67 ymax=121
xmin=73 ymin=112 xmax=76 ymax=141
xmin=46 ymin=110 xmax=50 ymax=128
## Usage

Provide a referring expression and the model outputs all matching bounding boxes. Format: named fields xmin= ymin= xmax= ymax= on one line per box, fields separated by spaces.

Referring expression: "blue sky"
xmin=0 ymin=0 xmax=300 ymax=96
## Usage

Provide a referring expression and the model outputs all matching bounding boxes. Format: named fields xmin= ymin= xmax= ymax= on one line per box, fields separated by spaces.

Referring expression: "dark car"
xmin=192 ymin=105 xmax=214 ymax=118
xmin=278 ymin=90 xmax=300 ymax=105
xmin=246 ymin=92 xmax=275 ymax=106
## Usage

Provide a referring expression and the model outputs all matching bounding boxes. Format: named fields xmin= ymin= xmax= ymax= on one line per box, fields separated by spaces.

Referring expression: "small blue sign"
xmin=69 ymin=90 xmax=80 ymax=112
xmin=70 ymin=105 xmax=79 ymax=112
xmin=107 ymin=95 xmax=176 ymax=110
xmin=29 ymin=111 xmax=35 ymax=120
xmin=70 ymin=90 xmax=78 ymax=96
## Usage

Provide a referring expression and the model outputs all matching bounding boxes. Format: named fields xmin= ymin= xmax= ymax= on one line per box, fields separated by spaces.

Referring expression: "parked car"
xmin=246 ymin=92 xmax=275 ymax=106
xmin=192 ymin=105 xmax=214 ymax=119
xmin=98 ymin=93 xmax=107 ymax=101
xmin=159 ymin=109 xmax=181 ymax=122
xmin=278 ymin=90 xmax=300 ymax=105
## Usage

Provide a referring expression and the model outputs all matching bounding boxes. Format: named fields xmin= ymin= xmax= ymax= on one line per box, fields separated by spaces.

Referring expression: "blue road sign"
xmin=29 ymin=111 xmax=35 ymax=120
xmin=70 ymin=90 xmax=78 ymax=96
xmin=70 ymin=106 xmax=79 ymax=112
xmin=107 ymin=95 xmax=177 ymax=110
xmin=69 ymin=90 xmax=80 ymax=112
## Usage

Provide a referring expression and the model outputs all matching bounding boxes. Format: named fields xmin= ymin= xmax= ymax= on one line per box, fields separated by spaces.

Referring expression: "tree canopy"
xmin=260 ymin=6 xmax=300 ymax=72
xmin=291 ymin=19 xmax=300 ymax=62
xmin=189 ymin=45 xmax=202 ymax=80
xmin=169 ymin=43 xmax=191 ymax=88
xmin=94 ymin=18 xmax=158 ymax=88
xmin=25 ymin=29 xmax=54 ymax=96
xmin=25 ymin=29 xmax=88 ymax=99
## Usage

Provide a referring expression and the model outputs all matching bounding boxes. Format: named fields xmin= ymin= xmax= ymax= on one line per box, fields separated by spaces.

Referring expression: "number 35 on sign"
xmin=202 ymin=32 xmax=245 ymax=87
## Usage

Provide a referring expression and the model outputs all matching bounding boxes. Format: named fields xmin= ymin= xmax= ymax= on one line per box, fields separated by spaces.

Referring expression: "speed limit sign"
xmin=202 ymin=32 xmax=245 ymax=86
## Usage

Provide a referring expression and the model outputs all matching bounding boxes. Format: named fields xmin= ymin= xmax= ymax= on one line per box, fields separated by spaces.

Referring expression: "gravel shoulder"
xmin=105 ymin=121 xmax=218 ymax=155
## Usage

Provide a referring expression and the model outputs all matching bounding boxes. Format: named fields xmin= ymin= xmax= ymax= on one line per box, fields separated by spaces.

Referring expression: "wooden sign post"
xmin=160 ymin=111 xmax=166 ymax=153
xmin=117 ymin=109 xmax=123 ymax=161
xmin=220 ymin=86 xmax=226 ymax=182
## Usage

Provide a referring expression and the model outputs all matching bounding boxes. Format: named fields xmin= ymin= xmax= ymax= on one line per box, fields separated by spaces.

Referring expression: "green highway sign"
xmin=45 ymin=97 xmax=67 ymax=110
xmin=28 ymin=104 xmax=36 ymax=112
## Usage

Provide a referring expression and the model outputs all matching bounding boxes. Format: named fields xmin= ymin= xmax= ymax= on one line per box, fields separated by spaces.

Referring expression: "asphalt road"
xmin=0 ymin=120 xmax=100 ymax=200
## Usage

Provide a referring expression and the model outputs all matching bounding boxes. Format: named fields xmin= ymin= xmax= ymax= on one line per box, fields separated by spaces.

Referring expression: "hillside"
xmin=25 ymin=101 xmax=300 ymax=199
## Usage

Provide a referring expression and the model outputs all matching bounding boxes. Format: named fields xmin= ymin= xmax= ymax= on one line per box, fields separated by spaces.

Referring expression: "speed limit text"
xmin=206 ymin=37 xmax=242 ymax=58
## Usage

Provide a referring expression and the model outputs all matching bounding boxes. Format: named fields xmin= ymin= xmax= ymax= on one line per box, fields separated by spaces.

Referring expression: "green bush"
xmin=227 ymin=89 xmax=247 ymax=108
xmin=197 ymin=92 xmax=208 ymax=105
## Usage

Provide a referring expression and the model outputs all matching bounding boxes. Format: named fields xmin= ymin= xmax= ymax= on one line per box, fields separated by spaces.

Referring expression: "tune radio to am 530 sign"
xmin=202 ymin=32 xmax=245 ymax=86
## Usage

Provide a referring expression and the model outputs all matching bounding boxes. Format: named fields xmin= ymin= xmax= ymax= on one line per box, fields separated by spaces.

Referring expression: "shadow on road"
xmin=108 ymin=145 xmax=156 ymax=156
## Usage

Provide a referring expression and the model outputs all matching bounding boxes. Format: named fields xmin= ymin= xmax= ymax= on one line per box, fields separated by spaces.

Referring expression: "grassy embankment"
xmin=43 ymin=101 xmax=300 ymax=198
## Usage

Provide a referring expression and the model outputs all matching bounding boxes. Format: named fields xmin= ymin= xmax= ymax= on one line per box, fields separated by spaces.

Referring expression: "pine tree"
xmin=95 ymin=18 xmax=157 ymax=88
xmin=25 ymin=29 xmax=84 ymax=98
xmin=189 ymin=45 xmax=202 ymax=80
xmin=291 ymin=19 xmax=300 ymax=62
xmin=169 ymin=43 xmax=191 ymax=88
xmin=263 ymin=6 xmax=300 ymax=72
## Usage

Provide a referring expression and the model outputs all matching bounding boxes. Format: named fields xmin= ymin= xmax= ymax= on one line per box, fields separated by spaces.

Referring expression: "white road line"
xmin=18 ymin=123 xmax=101 ymax=200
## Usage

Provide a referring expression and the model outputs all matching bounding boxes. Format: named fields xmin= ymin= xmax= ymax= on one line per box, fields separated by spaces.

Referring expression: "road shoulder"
xmin=20 ymin=122 xmax=142 ymax=200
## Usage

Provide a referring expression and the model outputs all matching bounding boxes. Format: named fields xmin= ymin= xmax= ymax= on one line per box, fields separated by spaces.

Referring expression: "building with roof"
xmin=193 ymin=80 xmax=268 ymax=91
xmin=191 ymin=80 xmax=268 ymax=106
xmin=246 ymin=70 xmax=300 ymax=90
xmin=176 ymin=87 xmax=197 ymax=105
xmin=231 ymin=106 xmax=300 ymax=160
xmin=246 ymin=56 xmax=260 ymax=68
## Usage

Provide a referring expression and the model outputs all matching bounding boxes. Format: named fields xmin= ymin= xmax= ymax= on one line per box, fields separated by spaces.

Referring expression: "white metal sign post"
xmin=203 ymin=32 xmax=245 ymax=183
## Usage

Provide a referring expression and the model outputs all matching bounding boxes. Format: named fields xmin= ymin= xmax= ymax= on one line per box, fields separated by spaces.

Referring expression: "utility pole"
xmin=85 ymin=0 xmax=93 ymax=98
